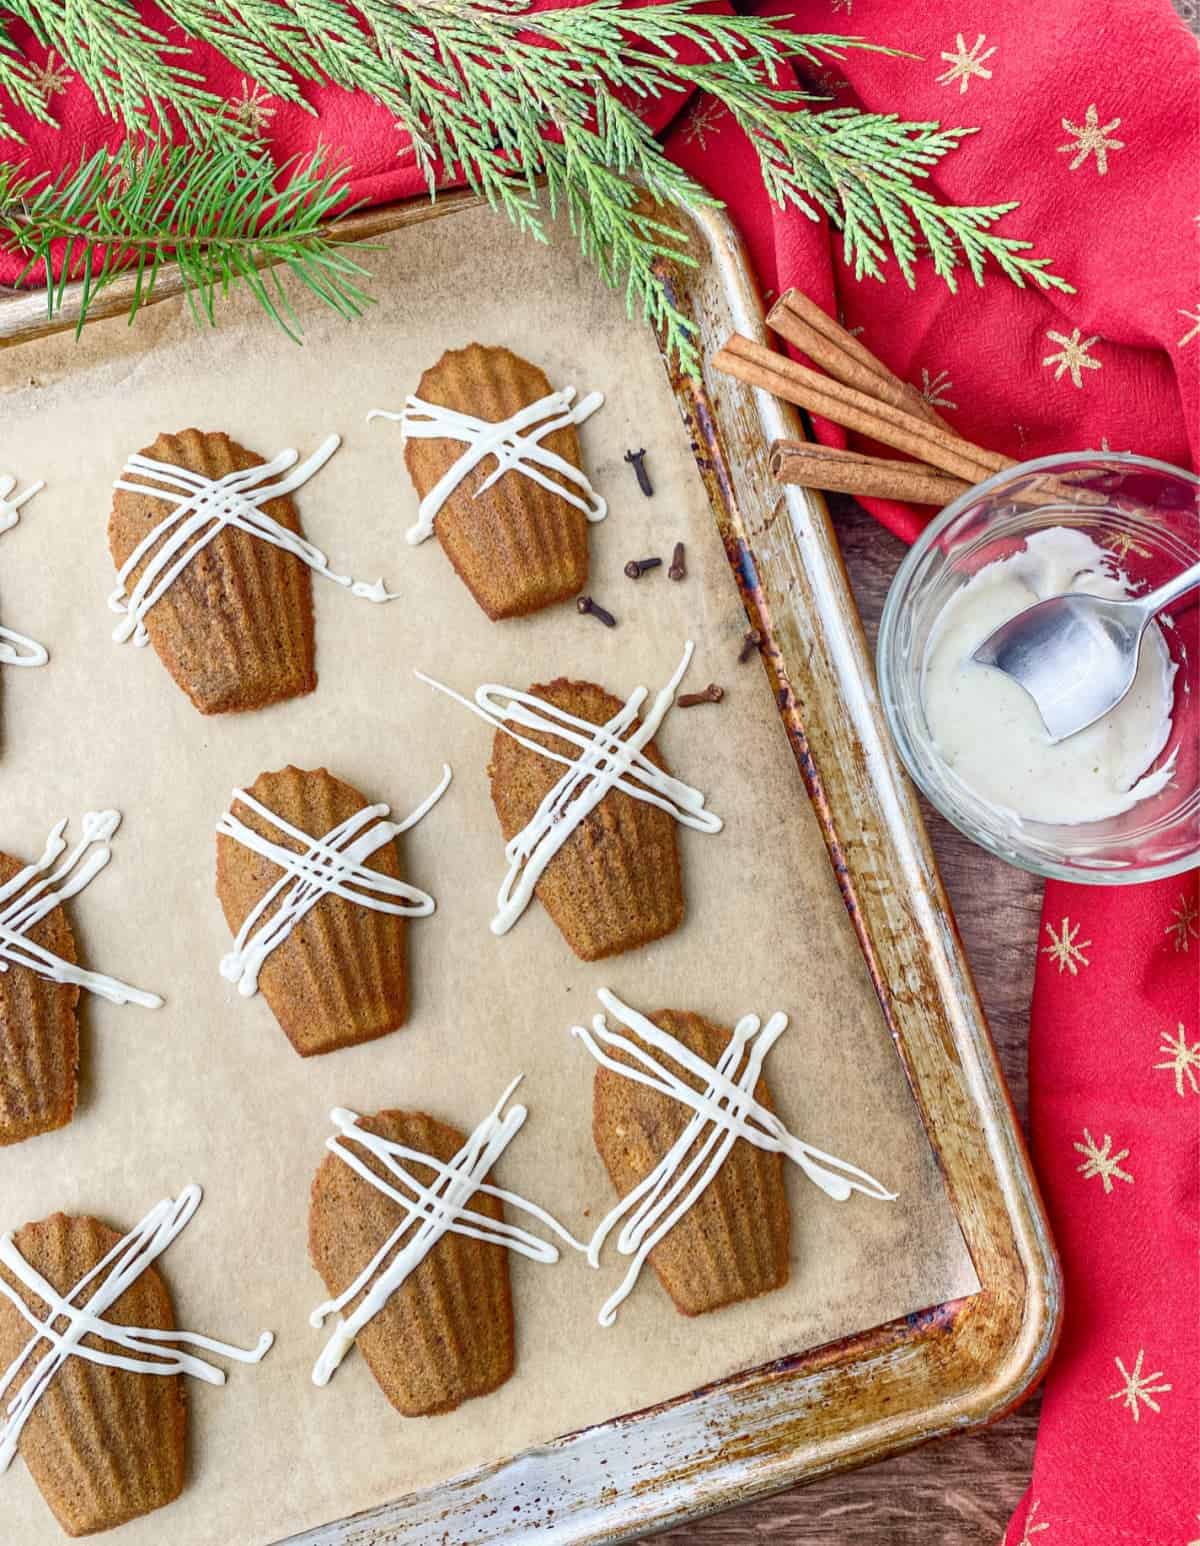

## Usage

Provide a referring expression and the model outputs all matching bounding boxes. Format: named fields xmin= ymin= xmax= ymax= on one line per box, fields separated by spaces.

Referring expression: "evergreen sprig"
xmin=0 ymin=142 xmax=371 ymax=336
xmin=2 ymin=0 xmax=248 ymax=145
xmin=0 ymin=0 xmax=1074 ymax=360
xmin=0 ymin=19 xmax=56 ymax=139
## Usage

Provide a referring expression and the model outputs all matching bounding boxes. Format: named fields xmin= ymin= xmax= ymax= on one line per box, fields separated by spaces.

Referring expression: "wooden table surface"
xmin=652 ymin=496 xmax=1047 ymax=1546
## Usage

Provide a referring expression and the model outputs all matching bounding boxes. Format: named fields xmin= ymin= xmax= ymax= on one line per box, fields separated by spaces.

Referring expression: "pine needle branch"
xmin=0 ymin=0 xmax=1074 ymax=354
xmin=0 ymin=21 xmax=58 ymax=143
xmin=4 ymin=0 xmax=248 ymax=144
xmin=708 ymin=101 xmax=1076 ymax=294
xmin=0 ymin=142 xmax=372 ymax=337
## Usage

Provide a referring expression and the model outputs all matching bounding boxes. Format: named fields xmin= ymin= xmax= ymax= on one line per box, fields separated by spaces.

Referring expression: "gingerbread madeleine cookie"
xmin=0 ymin=849 xmax=77 ymax=1147
xmin=420 ymin=641 xmax=722 ymax=960
xmin=372 ymin=343 xmax=607 ymax=620
xmin=573 ymin=991 xmax=896 ymax=1325
xmin=0 ymin=811 xmax=162 ymax=1147
xmin=308 ymin=1091 xmax=581 ymax=1416
xmin=490 ymin=678 xmax=685 ymax=958
xmin=108 ymin=429 xmax=394 ymax=715
xmin=0 ymin=1188 xmax=272 ymax=1537
xmin=216 ymin=764 xmax=451 ymax=1057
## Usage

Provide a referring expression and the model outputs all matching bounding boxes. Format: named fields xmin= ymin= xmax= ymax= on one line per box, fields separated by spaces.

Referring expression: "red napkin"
xmin=670 ymin=9 xmax=1197 ymax=1543
xmin=3 ymin=5 xmax=1197 ymax=1541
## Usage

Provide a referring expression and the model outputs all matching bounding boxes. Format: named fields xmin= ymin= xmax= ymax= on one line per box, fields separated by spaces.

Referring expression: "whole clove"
xmin=624 ymin=447 xmax=653 ymax=497
xmin=668 ymin=541 xmax=686 ymax=581
xmin=677 ymin=683 xmax=724 ymax=708
xmin=738 ymin=628 xmax=763 ymax=663
xmin=624 ymin=556 xmax=662 ymax=579
xmin=576 ymin=595 xmax=617 ymax=628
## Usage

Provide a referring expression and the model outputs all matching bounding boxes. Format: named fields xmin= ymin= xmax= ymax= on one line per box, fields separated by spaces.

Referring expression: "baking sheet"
xmin=0 ymin=204 xmax=977 ymax=1546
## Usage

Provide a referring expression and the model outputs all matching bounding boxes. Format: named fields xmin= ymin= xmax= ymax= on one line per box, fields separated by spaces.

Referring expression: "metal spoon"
xmin=971 ymin=559 xmax=1200 ymax=743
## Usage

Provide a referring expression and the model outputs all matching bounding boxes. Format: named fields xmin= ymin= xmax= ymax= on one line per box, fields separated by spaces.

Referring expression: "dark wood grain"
xmin=650 ymin=496 xmax=1045 ymax=1546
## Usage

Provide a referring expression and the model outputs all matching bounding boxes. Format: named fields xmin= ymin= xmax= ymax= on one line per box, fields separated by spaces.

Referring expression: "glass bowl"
xmin=877 ymin=452 xmax=1200 ymax=884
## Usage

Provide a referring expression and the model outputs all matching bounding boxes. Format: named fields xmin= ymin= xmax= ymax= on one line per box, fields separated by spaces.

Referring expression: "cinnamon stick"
xmin=770 ymin=436 xmax=1099 ymax=510
xmin=767 ymin=289 xmax=953 ymax=432
xmin=717 ymin=324 xmax=1103 ymax=511
xmin=712 ymin=333 xmax=1013 ymax=487
xmin=769 ymin=441 xmax=970 ymax=506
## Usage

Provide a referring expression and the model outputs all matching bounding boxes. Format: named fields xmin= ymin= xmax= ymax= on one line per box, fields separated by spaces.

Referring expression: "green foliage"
xmin=0 ymin=143 xmax=371 ymax=337
xmin=0 ymin=19 xmax=56 ymax=140
xmin=2 ymin=0 xmax=246 ymax=145
xmin=0 ymin=0 xmax=1074 ymax=358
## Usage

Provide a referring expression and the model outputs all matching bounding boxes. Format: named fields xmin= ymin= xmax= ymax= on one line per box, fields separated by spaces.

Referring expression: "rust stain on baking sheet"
xmin=656 ymin=284 xmax=976 ymax=1221
xmin=693 ymin=403 xmax=967 ymax=1208
xmin=666 ymin=349 xmax=889 ymax=1027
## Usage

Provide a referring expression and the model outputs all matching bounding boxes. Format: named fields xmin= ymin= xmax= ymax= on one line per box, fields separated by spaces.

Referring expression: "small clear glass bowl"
xmin=877 ymin=452 xmax=1200 ymax=884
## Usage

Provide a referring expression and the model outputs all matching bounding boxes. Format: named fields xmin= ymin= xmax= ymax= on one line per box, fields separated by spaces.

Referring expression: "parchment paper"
xmin=0 ymin=205 xmax=978 ymax=1546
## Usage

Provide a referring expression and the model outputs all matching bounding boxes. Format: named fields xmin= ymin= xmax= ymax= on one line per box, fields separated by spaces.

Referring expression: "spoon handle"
xmin=1139 ymin=558 xmax=1200 ymax=617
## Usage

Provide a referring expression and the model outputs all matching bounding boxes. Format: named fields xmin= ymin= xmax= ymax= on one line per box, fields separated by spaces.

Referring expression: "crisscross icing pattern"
xmin=110 ymin=434 xmax=396 ymax=647
xmin=0 ymin=1185 xmax=273 ymax=1472
xmin=0 ymin=474 xmax=47 ymax=668
xmin=417 ymin=641 xmax=722 ymax=937
xmin=573 ymin=990 xmax=897 ymax=1326
xmin=0 ymin=811 xmax=162 ymax=1008
xmin=217 ymin=766 xmax=452 ymax=997
xmin=368 ymin=385 xmax=607 ymax=546
xmin=310 ymin=1082 xmax=585 ymax=1386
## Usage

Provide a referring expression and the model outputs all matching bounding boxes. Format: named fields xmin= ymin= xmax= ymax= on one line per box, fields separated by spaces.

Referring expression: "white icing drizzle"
xmin=0 ymin=811 xmax=162 ymax=1008
xmin=0 ymin=1185 xmax=273 ymax=1473
xmin=0 ymin=626 xmax=46 ymax=669
xmin=416 ymin=641 xmax=722 ymax=937
xmin=217 ymin=765 xmax=452 ymax=997
xmin=0 ymin=474 xmax=48 ymax=668
xmin=0 ymin=474 xmax=43 ymax=537
xmin=110 ymin=434 xmax=396 ymax=647
xmin=573 ymin=990 xmax=897 ymax=1327
xmin=368 ymin=385 xmax=607 ymax=546
xmin=310 ymin=1081 xmax=587 ymax=1387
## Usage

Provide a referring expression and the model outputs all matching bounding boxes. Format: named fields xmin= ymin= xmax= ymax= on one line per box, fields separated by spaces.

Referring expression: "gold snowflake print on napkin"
xmin=1074 ymin=1128 xmax=1133 ymax=1193
xmin=1043 ymin=329 xmax=1102 ymax=389
xmin=937 ymin=34 xmax=996 ymax=94
xmin=1017 ymin=1500 xmax=1049 ymax=1545
xmin=1166 ymin=892 xmax=1199 ymax=952
xmin=1058 ymin=105 xmax=1125 ymax=175
xmin=1105 ymin=529 xmax=1151 ymax=561
xmin=29 ymin=50 xmax=73 ymax=104
xmin=810 ymin=67 xmax=849 ymax=98
xmin=229 ymin=81 xmax=277 ymax=135
xmin=1179 ymin=305 xmax=1200 ymax=349
xmin=916 ymin=367 xmax=957 ymax=410
xmin=1042 ymin=916 xmax=1091 ymax=975
xmin=1154 ymin=1024 xmax=1199 ymax=1097
xmin=1108 ymin=1350 xmax=1171 ymax=1422
xmin=106 ymin=143 xmax=149 ymax=199
xmin=682 ymin=101 xmax=725 ymax=151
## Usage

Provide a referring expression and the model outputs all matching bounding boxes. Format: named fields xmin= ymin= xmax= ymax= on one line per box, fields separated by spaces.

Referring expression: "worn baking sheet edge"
xmin=0 ymin=196 xmax=486 ymax=347
xmin=0 ymin=191 xmax=1061 ymax=1545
